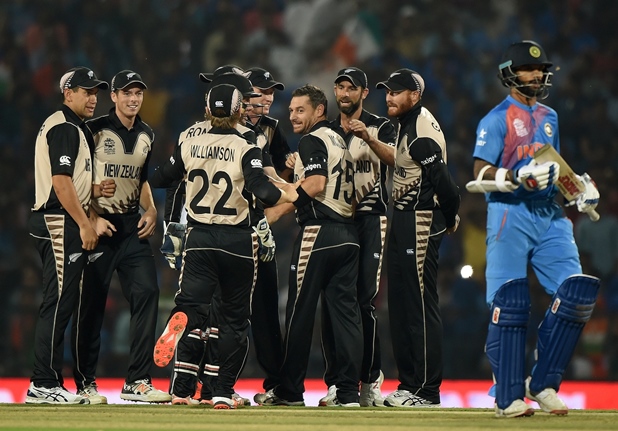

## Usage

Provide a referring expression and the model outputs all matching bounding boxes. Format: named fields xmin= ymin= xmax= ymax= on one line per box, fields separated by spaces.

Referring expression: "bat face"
xmin=533 ymin=144 xmax=584 ymax=200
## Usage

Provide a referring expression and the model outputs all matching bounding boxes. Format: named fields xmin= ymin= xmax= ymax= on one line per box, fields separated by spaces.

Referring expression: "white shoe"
xmin=171 ymin=394 xmax=200 ymax=405
xmin=495 ymin=399 xmax=535 ymax=418
xmin=232 ymin=392 xmax=251 ymax=406
xmin=525 ymin=377 xmax=568 ymax=415
xmin=254 ymin=388 xmax=275 ymax=405
xmin=77 ymin=383 xmax=107 ymax=404
xmin=318 ymin=385 xmax=338 ymax=407
xmin=25 ymin=382 xmax=89 ymax=404
xmin=384 ymin=389 xmax=440 ymax=407
xmin=120 ymin=379 xmax=172 ymax=403
xmin=360 ymin=371 xmax=384 ymax=407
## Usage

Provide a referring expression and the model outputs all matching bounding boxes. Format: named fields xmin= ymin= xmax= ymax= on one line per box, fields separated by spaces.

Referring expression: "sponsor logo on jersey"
xmin=305 ymin=163 xmax=321 ymax=172
xmin=431 ymin=121 xmax=441 ymax=132
xmin=479 ymin=129 xmax=487 ymax=138
xmin=420 ymin=154 xmax=437 ymax=166
xmin=59 ymin=155 xmax=71 ymax=166
xmin=373 ymin=252 xmax=380 ymax=259
xmin=68 ymin=252 xmax=82 ymax=264
xmin=513 ymin=118 xmax=529 ymax=137
xmin=170 ymin=156 xmax=176 ymax=164
xmin=406 ymin=248 xmax=414 ymax=255
xmin=476 ymin=140 xmax=486 ymax=147
xmin=544 ymin=122 xmax=553 ymax=137
xmin=394 ymin=166 xmax=406 ymax=178
xmin=88 ymin=252 xmax=104 ymax=263
xmin=251 ymin=159 xmax=263 ymax=168
xmin=290 ymin=264 xmax=296 ymax=272
xmin=104 ymin=138 xmax=115 ymax=155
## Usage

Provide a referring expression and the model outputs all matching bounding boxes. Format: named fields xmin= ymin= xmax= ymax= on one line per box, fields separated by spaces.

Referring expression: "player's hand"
xmin=253 ymin=217 xmax=276 ymax=262
xmin=80 ymin=225 xmax=99 ymax=250
xmin=160 ymin=222 xmax=186 ymax=270
xmin=348 ymin=119 xmax=370 ymax=142
xmin=285 ymin=152 xmax=298 ymax=170
xmin=138 ymin=207 xmax=157 ymax=239
xmin=276 ymin=182 xmax=299 ymax=203
xmin=515 ymin=160 xmax=560 ymax=191
xmin=93 ymin=179 xmax=116 ymax=198
xmin=446 ymin=214 xmax=460 ymax=235
xmin=94 ymin=217 xmax=116 ymax=237
xmin=573 ymin=173 xmax=600 ymax=214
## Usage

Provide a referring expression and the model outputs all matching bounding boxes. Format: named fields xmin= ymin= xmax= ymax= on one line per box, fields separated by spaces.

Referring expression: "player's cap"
xmin=246 ymin=67 xmax=285 ymax=90
xmin=59 ymin=67 xmax=108 ymax=93
xmin=199 ymin=64 xmax=250 ymax=83
xmin=376 ymin=68 xmax=425 ymax=95
xmin=111 ymin=70 xmax=147 ymax=91
xmin=335 ymin=67 xmax=368 ymax=88
xmin=207 ymin=84 xmax=242 ymax=118
xmin=210 ymin=72 xmax=261 ymax=98
xmin=500 ymin=40 xmax=553 ymax=70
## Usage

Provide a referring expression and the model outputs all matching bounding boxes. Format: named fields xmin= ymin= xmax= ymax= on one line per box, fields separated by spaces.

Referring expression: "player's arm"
xmin=47 ymin=125 xmax=99 ymax=250
xmin=411 ymin=137 xmax=460 ymax=229
xmin=137 ymin=181 xmax=157 ymax=239
xmin=149 ymin=144 xmax=186 ymax=188
xmin=349 ymin=118 xmax=396 ymax=166
xmin=242 ymin=147 xmax=298 ymax=206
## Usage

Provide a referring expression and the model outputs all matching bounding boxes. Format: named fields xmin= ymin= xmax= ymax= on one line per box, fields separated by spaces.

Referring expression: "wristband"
xmin=293 ymin=186 xmax=312 ymax=208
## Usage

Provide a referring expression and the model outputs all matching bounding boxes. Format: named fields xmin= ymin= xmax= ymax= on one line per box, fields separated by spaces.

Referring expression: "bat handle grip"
xmin=587 ymin=209 xmax=600 ymax=222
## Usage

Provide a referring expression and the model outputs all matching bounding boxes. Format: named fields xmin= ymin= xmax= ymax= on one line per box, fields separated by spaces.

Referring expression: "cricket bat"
xmin=533 ymin=144 xmax=600 ymax=221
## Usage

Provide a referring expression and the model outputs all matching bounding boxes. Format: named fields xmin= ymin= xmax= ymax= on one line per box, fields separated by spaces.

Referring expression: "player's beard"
xmin=337 ymin=98 xmax=361 ymax=116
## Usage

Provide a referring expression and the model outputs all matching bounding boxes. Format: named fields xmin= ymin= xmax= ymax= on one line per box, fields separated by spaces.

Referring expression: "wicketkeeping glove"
xmin=515 ymin=160 xmax=560 ymax=191
xmin=253 ymin=217 xmax=276 ymax=262
xmin=567 ymin=173 xmax=600 ymax=214
xmin=160 ymin=222 xmax=186 ymax=270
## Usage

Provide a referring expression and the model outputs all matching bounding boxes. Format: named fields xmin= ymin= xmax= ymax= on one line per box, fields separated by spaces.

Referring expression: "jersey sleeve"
xmin=242 ymin=146 xmax=281 ymax=206
xmin=47 ymin=123 xmax=82 ymax=177
xmin=261 ymin=140 xmax=274 ymax=168
xmin=269 ymin=125 xmax=292 ymax=172
xmin=377 ymin=119 xmax=397 ymax=146
xmin=149 ymin=144 xmax=186 ymax=188
xmin=298 ymin=135 xmax=328 ymax=178
xmin=472 ymin=112 xmax=506 ymax=166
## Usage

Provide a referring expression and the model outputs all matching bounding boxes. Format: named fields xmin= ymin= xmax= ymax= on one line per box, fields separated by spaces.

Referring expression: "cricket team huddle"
xmin=27 ymin=38 xmax=601 ymax=418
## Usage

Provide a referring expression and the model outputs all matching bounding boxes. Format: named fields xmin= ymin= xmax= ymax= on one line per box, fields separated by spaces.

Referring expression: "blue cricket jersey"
xmin=473 ymin=95 xmax=560 ymax=202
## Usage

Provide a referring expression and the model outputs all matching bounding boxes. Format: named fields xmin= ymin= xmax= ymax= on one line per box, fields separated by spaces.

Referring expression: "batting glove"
xmin=160 ymin=222 xmax=186 ymax=270
xmin=515 ymin=160 xmax=560 ymax=191
xmin=253 ymin=217 xmax=276 ymax=262
xmin=571 ymin=173 xmax=600 ymax=214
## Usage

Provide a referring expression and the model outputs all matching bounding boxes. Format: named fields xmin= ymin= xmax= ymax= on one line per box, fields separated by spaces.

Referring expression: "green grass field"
xmin=1 ymin=405 xmax=618 ymax=431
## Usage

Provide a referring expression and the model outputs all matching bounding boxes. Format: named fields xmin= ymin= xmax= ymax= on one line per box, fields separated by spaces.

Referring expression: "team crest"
xmin=544 ymin=122 xmax=553 ymax=137
xmin=104 ymin=138 xmax=115 ymax=155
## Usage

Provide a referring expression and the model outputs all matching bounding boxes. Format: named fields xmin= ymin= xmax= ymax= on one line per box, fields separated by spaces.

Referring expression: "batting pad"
xmin=530 ymin=275 xmax=600 ymax=393
xmin=485 ymin=278 xmax=531 ymax=409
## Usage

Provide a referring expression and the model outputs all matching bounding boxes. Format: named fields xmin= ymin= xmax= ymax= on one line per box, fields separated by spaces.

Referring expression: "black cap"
xmin=111 ymin=70 xmax=147 ymax=91
xmin=59 ymin=67 xmax=108 ymax=93
xmin=207 ymin=84 xmax=242 ymax=118
xmin=335 ymin=67 xmax=368 ymax=88
xmin=376 ymin=68 xmax=425 ymax=95
xmin=199 ymin=64 xmax=249 ymax=83
xmin=210 ymin=72 xmax=261 ymax=98
xmin=499 ymin=40 xmax=553 ymax=71
xmin=246 ymin=67 xmax=285 ymax=90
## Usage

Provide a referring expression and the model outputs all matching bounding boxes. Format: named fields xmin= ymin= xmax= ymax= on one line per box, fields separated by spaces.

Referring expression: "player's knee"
xmin=550 ymin=274 xmax=600 ymax=323
xmin=489 ymin=278 xmax=531 ymax=327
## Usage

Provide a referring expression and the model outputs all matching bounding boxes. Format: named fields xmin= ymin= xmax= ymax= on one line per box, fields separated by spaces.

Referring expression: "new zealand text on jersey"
xmin=104 ymin=163 xmax=142 ymax=179
xmin=190 ymin=145 xmax=235 ymax=161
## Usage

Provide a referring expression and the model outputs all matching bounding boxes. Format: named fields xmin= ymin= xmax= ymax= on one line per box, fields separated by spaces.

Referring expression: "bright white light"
xmin=460 ymin=265 xmax=473 ymax=279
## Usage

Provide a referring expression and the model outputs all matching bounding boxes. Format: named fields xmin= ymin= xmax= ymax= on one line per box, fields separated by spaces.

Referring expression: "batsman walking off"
xmin=472 ymin=40 xmax=601 ymax=418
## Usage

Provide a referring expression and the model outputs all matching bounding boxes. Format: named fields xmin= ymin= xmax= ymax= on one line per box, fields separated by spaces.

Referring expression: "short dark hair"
xmin=291 ymin=84 xmax=328 ymax=116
